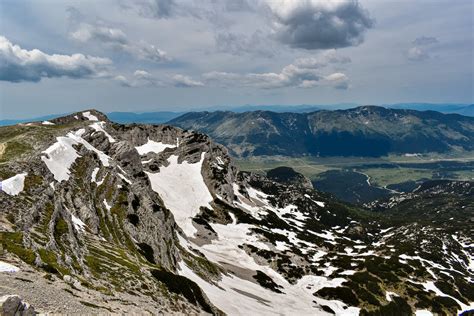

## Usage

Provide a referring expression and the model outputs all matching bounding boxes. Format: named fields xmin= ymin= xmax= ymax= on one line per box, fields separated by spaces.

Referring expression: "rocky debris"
xmin=0 ymin=295 xmax=35 ymax=316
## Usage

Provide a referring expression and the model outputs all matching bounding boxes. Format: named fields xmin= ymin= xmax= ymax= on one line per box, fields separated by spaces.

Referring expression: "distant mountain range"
xmin=169 ymin=106 xmax=474 ymax=157
xmin=1 ymin=103 xmax=472 ymax=126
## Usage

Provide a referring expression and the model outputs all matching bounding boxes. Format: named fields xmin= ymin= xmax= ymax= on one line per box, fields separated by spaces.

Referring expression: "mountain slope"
xmin=0 ymin=111 xmax=473 ymax=315
xmin=169 ymin=106 xmax=474 ymax=157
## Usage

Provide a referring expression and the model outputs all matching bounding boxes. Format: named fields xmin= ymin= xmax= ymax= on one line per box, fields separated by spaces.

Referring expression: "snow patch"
xmin=103 ymin=199 xmax=112 ymax=211
xmin=415 ymin=310 xmax=433 ymax=316
xmin=41 ymin=129 xmax=110 ymax=182
xmin=90 ymin=122 xmax=115 ymax=143
xmin=0 ymin=261 xmax=19 ymax=272
xmin=91 ymin=167 xmax=104 ymax=186
xmin=118 ymin=173 xmax=132 ymax=184
xmin=135 ymin=138 xmax=176 ymax=155
xmin=42 ymin=121 xmax=55 ymax=125
xmin=1 ymin=173 xmax=27 ymax=196
xmin=385 ymin=291 xmax=398 ymax=302
xmin=146 ymin=153 xmax=213 ymax=237
xmin=179 ymin=261 xmax=358 ymax=316
xmin=71 ymin=214 xmax=86 ymax=232
xmin=82 ymin=111 xmax=98 ymax=121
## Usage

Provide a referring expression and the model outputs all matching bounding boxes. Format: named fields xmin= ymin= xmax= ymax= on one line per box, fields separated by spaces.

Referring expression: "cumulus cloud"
xmin=407 ymin=36 xmax=439 ymax=61
xmin=266 ymin=0 xmax=373 ymax=50
xmin=0 ymin=35 xmax=111 ymax=83
xmin=324 ymin=72 xmax=349 ymax=89
xmin=115 ymin=70 xmax=203 ymax=88
xmin=171 ymin=74 xmax=204 ymax=87
xmin=203 ymin=51 xmax=350 ymax=89
xmin=294 ymin=49 xmax=351 ymax=68
xmin=120 ymin=0 xmax=373 ymax=54
xmin=70 ymin=22 xmax=170 ymax=63
xmin=115 ymin=69 xmax=162 ymax=87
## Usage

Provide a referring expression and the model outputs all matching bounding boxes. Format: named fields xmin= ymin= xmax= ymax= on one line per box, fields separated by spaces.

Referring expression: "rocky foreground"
xmin=0 ymin=110 xmax=473 ymax=315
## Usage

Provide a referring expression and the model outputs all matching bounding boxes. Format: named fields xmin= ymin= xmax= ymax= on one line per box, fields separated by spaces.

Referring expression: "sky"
xmin=0 ymin=0 xmax=473 ymax=119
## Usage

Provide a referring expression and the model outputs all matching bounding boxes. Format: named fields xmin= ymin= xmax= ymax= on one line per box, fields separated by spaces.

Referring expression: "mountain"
xmin=386 ymin=103 xmax=474 ymax=117
xmin=168 ymin=106 xmax=474 ymax=158
xmin=3 ymin=103 xmax=472 ymax=127
xmin=0 ymin=114 xmax=70 ymax=127
xmin=106 ymin=111 xmax=184 ymax=124
xmin=0 ymin=112 xmax=185 ymax=127
xmin=0 ymin=111 xmax=473 ymax=315
xmin=457 ymin=105 xmax=474 ymax=117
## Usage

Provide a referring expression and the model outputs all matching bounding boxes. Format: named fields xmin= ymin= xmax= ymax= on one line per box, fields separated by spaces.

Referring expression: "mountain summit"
xmin=0 ymin=111 xmax=473 ymax=314
xmin=169 ymin=106 xmax=474 ymax=157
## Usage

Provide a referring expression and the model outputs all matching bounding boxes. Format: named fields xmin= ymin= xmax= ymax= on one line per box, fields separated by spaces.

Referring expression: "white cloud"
xmin=171 ymin=74 xmax=204 ymax=87
xmin=70 ymin=22 xmax=170 ymax=63
xmin=324 ymin=72 xmax=349 ymax=89
xmin=115 ymin=71 xmax=203 ymax=88
xmin=0 ymin=35 xmax=112 ymax=82
xmin=294 ymin=49 xmax=351 ymax=68
xmin=204 ymin=52 xmax=350 ymax=89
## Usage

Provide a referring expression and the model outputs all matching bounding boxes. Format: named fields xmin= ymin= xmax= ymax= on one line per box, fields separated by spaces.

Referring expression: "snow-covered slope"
xmin=0 ymin=110 xmax=472 ymax=315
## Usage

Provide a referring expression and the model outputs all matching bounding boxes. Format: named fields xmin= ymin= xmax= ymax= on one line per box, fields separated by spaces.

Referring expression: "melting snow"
xmin=90 ymin=167 xmax=104 ymax=186
xmin=90 ymin=122 xmax=115 ymax=143
xmin=118 ymin=173 xmax=132 ymax=184
xmin=216 ymin=156 xmax=225 ymax=165
xmin=385 ymin=291 xmax=398 ymax=301
xmin=82 ymin=111 xmax=98 ymax=121
xmin=135 ymin=138 xmax=176 ymax=155
xmin=415 ymin=310 xmax=433 ymax=316
xmin=1 ymin=173 xmax=27 ymax=196
xmin=41 ymin=129 xmax=110 ymax=182
xmin=71 ymin=214 xmax=86 ymax=232
xmin=146 ymin=153 xmax=213 ymax=237
xmin=0 ymin=261 xmax=19 ymax=272
xmin=103 ymin=199 xmax=112 ymax=211
xmin=42 ymin=121 xmax=55 ymax=125
xmin=305 ymin=194 xmax=325 ymax=207
xmin=179 ymin=261 xmax=358 ymax=316
xmin=41 ymin=136 xmax=80 ymax=182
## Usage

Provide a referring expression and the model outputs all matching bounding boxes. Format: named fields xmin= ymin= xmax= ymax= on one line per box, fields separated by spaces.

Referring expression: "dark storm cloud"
xmin=268 ymin=0 xmax=374 ymax=50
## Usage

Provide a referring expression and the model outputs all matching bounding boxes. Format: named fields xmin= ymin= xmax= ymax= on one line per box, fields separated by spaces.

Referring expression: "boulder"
xmin=0 ymin=295 xmax=35 ymax=316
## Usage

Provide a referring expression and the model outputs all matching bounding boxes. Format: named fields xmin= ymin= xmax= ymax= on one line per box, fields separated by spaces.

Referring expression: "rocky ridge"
xmin=168 ymin=106 xmax=474 ymax=157
xmin=0 ymin=110 xmax=473 ymax=315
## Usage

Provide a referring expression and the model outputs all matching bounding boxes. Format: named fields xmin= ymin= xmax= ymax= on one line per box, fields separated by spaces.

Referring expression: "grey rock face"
xmin=0 ymin=295 xmax=35 ymax=316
